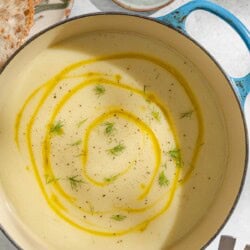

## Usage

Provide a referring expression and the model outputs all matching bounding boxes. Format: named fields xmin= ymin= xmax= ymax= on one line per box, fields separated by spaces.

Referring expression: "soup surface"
xmin=0 ymin=31 xmax=228 ymax=249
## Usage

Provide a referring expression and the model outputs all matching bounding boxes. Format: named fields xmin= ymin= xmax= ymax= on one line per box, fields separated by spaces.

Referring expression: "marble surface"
xmin=1 ymin=0 xmax=250 ymax=249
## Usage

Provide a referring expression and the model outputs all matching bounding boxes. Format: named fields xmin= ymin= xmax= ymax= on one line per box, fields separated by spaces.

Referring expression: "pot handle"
xmin=157 ymin=0 xmax=250 ymax=107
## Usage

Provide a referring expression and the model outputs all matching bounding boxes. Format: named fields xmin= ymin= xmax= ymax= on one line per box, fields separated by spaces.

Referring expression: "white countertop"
xmin=1 ymin=0 xmax=250 ymax=249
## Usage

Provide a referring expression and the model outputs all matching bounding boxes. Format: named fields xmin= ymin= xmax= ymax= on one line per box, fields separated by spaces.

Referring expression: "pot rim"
xmin=0 ymin=12 xmax=248 ymax=250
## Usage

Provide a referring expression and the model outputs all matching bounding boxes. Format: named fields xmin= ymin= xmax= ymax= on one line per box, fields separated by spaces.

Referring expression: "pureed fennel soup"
xmin=0 ymin=31 xmax=228 ymax=249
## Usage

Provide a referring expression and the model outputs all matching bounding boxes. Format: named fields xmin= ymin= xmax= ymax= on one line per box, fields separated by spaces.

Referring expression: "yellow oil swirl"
xmin=82 ymin=110 xmax=161 ymax=194
xmin=14 ymin=53 xmax=204 ymax=236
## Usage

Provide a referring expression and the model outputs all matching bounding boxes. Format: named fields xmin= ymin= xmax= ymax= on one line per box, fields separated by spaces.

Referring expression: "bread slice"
xmin=0 ymin=0 xmax=34 ymax=68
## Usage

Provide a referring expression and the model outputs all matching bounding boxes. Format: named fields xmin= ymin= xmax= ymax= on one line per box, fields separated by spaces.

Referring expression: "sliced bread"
xmin=0 ymin=0 xmax=34 ymax=67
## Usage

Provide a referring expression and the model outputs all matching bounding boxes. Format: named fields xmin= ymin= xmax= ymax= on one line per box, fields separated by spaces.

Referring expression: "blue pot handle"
xmin=157 ymin=0 xmax=250 ymax=107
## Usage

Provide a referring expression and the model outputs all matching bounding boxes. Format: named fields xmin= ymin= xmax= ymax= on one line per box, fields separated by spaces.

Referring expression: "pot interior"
xmin=0 ymin=14 xmax=247 ymax=250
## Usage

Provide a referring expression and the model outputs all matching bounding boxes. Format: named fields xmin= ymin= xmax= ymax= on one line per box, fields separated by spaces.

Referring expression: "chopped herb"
xmin=94 ymin=85 xmax=105 ymax=97
xmin=88 ymin=203 xmax=95 ymax=215
xmin=168 ymin=149 xmax=182 ymax=167
xmin=180 ymin=110 xmax=193 ymax=119
xmin=50 ymin=120 xmax=64 ymax=135
xmin=111 ymin=214 xmax=127 ymax=221
xmin=162 ymin=163 xmax=167 ymax=169
xmin=104 ymin=175 xmax=118 ymax=183
xmin=77 ymin=118 xmax=87 ymax=128
xmin=107 ymin=143 xmax=125 ymax=156
xmin=74 ymin=152 xmax=86 ymax=158
xmin=67 ymin=175 xmax=85 ymax=190
xmin=45 ymin=174 xmax=60 ymax=184
xmin=158 ymin=171 xmax=169 ymax=186
xmin=70 ymin=140 xmax=81 ymax=146
xmin=151 ymin=110 xmax=160 ymax=121
xmin=103 ymin=122 xmax=115 ymax=135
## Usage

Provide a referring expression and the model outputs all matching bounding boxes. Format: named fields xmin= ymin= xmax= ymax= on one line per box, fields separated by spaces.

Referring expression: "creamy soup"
xmin=0 ymin=31 xmax=228 ymax=249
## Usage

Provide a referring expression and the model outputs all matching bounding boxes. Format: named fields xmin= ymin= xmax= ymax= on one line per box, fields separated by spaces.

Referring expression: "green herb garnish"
xmin=50 ymin=120 xmax=64 ymax=135
xmin=151 ymin=110 xmax=160 ymax=121
xmin=103 ymin=122 xmax=115 ymax=135
xmin=180 ymin=110 xmax=193 ymax=119
xmin=45 ymin=175 xmax=60 ymax=184
xmin=77 ymin=118 xmax=87 ymax=128
xmin=168 ymin=149 xmax=182 ymax=167
xmin=70 ymin=140 xmax=81 ymax=146
xmin=104 ymin=175 xmax=118 ymax=183
xmin=74 ymin=151 xmax=86 ymax=158
xmin=67 ymin=175 xmax=85 ymax=190
xmin=88 ymin=203 xmax=95 ymax=215
xmin=158 ymin=171 xmax=169 ymax=186
xmin=107 ymin=143 xmax=125 ymax=156
xmin=94 ymin=85 xmax=105 ymax=97
xmin=162 ymin=163 xmax=167 ymax=169
xmin=111 ymin=214 xmax=127 ymax=221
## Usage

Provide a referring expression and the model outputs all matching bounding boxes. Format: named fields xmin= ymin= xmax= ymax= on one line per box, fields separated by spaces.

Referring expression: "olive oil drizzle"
xmin=43 ymin=78 xmax=165 ymax=204
xmin=41 ymin=76 xmax=180 ymax=234
xmin=14 ymin=53 xmax=203 ymax=236
xmin=14 ymin=85 xmax=45 ymax=150
xmin=82 ymin=109 xmax=161 ymax=200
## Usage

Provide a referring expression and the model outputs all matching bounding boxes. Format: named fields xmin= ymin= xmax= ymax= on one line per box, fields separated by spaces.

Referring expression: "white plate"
xmin=112 ymin=0 xmax=174 ymax=11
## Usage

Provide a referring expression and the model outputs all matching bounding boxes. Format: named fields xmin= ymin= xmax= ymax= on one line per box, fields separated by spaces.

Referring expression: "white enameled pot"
xmin=0 ymin=1 xmax=249 ymax=249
